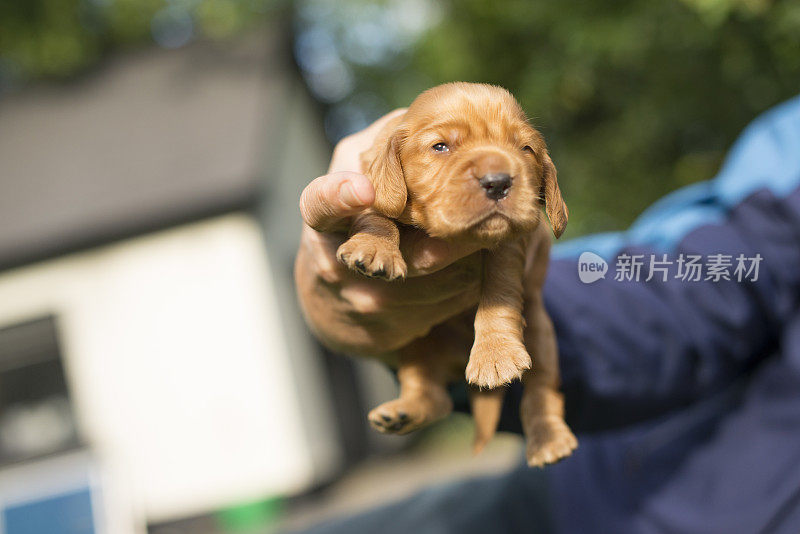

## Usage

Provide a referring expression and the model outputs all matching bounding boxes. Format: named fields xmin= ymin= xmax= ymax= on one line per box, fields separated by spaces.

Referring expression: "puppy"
xmin=337 ymin=82 xmax=577 ymax=466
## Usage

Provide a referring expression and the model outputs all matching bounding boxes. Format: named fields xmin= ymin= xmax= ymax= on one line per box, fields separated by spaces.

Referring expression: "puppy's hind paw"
xmin=465 ymin=340 xmax=531 ymax=389
xmin=368 ymin=393 xmax=452 ymax=435
xmin=525 ymin=416 xmax=578 ymax=468
xmin=337 ymin=236 xmax=407 ymax=280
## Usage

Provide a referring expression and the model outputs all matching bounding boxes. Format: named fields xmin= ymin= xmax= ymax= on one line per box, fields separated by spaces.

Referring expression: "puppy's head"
xmin=362 ymin=82 xmax=567 ymax=244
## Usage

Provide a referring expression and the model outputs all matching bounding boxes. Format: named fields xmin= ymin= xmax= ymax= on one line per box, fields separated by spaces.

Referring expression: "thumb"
xmin=300 ymin=172 xmax=375 ymax=232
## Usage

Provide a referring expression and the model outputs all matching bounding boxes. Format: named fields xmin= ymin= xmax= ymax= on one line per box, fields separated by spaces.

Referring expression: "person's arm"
xmin=538 ymin=95 xmax=800 ymax=432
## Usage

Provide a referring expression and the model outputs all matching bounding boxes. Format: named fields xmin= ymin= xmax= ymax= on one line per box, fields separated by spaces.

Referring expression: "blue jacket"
xmin=543 ymin=94 xmax=800 ymax=534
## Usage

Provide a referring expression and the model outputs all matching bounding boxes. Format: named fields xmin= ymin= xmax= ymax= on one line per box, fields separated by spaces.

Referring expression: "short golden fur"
xmin=337 ymin=83 xmax=577 ymax=466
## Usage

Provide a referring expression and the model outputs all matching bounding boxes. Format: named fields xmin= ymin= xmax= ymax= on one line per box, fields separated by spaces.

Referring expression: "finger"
xmin=361 ymin=108 xmax=407 ymax=139
xmin=300 ymin=172 xmax=375 ymax=232
xmin=301 ymin=226 xmax=348 ymax=284
xmin=340 ymin=258 xmax=481 ymax=308
xmin=389 ymin=258 xmax=481 ymax=303
xmin=373 ymin=288 xmax=480 ymax=347
xmin=329 ymin=108 xmax=408 ymax=174
xmin=400 ymin=229 xmax=483 ymax=277
xmin=403 ymin=285 xmax=481 ymax=325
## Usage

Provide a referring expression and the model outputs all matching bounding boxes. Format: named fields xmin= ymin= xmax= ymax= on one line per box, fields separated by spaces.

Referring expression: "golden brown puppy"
xmin=337 ymin=82 xmax=577 ymax=466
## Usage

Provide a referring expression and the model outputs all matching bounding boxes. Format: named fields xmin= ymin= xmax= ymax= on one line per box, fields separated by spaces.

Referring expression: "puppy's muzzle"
xmin=479 ymin=173 xmax=512 ymax=200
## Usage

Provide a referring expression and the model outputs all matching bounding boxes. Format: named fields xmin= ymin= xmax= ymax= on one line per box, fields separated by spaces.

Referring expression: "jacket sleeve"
xmin=538 ymin=95 xmax=800 ymax=433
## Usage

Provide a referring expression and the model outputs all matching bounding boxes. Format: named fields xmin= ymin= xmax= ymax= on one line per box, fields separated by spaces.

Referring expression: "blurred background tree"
xmin=3 ymin=0 xmax=800 ymax=235
xmin=295 ymin=0 xmax=800 ymax=235
xmin=0 ymin=0 xmax=280 ymax=80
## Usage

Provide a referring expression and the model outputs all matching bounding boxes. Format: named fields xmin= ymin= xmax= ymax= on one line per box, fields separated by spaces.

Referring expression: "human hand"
xmin=295 ymin=110 xmax=482 ymax=358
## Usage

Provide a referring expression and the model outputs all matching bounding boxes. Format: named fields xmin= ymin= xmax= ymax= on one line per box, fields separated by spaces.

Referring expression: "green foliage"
xmin=312 ymin=0 xmax=800 ymax=235
xmin=0 ymin=0 xmax=278 ymax=81
xmin=3 ymin=0 xmax=799 ymax=235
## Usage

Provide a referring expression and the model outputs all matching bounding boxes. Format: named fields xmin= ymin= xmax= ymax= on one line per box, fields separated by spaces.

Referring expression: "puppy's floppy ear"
xmin=361 ymin=115 xmax=407 ymax=219
xmin=540 ymin=151 xmax=568 ymax=238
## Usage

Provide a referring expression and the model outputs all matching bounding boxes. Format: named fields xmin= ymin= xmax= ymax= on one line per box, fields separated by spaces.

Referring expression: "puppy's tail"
xmin=470 ymin=386 xmax=506 ymax=454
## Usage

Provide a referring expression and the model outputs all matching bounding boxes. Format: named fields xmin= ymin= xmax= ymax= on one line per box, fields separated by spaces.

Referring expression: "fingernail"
xmin=340 ymin=179 xmax=372 ymax=208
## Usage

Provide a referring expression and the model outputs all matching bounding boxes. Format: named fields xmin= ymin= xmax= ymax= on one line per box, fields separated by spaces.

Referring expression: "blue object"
xmin=4 ymin=488 xmax=96 ymax=534
xmin=543 ymin=93 xmax=800 ymax=534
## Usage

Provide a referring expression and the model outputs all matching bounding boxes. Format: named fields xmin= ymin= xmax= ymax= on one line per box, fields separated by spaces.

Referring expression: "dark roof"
xmin=0 ymin=31 xmax=290 ymax=270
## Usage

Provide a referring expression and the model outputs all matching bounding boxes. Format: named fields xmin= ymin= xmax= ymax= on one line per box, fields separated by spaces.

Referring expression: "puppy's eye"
xmin=522 ymin=145 xmax=534 ymax=154
xmin=432 ymin=142 xmax=450 ymax=153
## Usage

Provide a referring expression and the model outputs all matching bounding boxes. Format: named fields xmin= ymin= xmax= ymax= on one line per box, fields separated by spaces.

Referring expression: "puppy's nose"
xmin=478 ymin=173 xmax=512 ymax=200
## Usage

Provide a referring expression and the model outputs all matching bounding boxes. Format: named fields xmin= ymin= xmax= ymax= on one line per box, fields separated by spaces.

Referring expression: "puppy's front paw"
xmin=337 ymin=235 xmax=407 ymax=280
xmin=524 ymin=416 xmax=578 ymax=468
xmin=368 ymin=393 xmax=452 ymax=435
xmin=465 ymin=340 xmax=531 ymax=388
